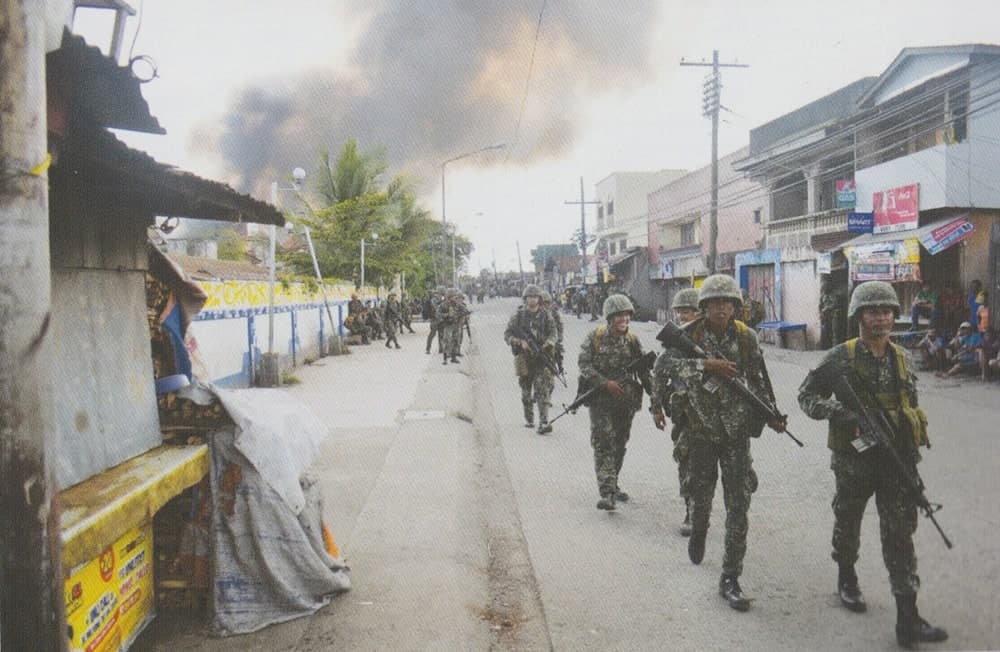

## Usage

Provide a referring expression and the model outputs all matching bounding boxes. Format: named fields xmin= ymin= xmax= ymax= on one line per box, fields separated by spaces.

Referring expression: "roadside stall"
xmin=47 ymin=32 xmax=349 ymax=651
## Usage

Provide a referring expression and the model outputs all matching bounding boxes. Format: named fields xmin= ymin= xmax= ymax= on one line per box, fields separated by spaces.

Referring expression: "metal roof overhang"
xmin=609 ymin=249 xmax=640 ymax=268
xmin=55 ymin=128 xmax=285 ymax=226
xmin=47 ymin=29 xmax=164 ymax=134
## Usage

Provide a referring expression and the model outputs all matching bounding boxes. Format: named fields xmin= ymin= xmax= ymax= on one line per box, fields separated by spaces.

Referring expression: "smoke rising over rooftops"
xmin=194 ymin=1 xmax=660 ymax=198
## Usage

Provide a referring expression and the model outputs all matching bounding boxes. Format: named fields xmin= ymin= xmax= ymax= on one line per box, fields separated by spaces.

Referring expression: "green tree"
xmin=280 ymin=141 xmax=463 ymax=294
xmin=217 ymin=228 xmax=245 ymax=261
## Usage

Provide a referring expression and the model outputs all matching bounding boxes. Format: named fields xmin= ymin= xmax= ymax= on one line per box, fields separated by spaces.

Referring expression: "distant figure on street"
xmin=383 ymin=292 xmax=402 ymax=349
xmin=504 ymin=284 xmax=557 ymax=434
xmin=909 ymin=280 xmax=940 ymax=330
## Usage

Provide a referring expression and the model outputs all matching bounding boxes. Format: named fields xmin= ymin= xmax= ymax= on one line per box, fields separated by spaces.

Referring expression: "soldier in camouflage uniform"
xmin=579 ymin=294 xmax=653 ymax=511
xmin=504 ymin=284 xmax=558 ymax=434
xmin=455 ymin=294 xmax=471 ymax=356
xmin=541 ymin=290 xmax=565 ymax=374
xmin=798 ymin=281 xmax=947 ymax=649
xmin=436 ymin=288 xmax=464 ymax=364
xmin=651 ymin=287 xmax=701 ymax=536
xmin=383 ymin=292 xmax=402 ymax=349
xmin=399 ymin=293 xmax=416 ymax=333
xmin=658 ymin=274 xmax=783 ymax=611
xmin=425 ymin=286 xmax=445 ymax=354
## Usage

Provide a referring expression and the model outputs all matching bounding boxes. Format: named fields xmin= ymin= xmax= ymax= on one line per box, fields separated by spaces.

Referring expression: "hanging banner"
xmin=918 ymin=217 xmax=975 ymax=255
xmin=836 ymin=180 xmax=857 ymax=208
xmin=872 ymin=183 xmax=919 ymax=234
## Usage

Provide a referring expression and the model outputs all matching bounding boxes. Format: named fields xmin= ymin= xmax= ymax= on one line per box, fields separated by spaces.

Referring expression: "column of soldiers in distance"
xmin=505 ymin=275 xmax=948 ymax=649
xmin=342 ymin=290 xmax=429 ymax=351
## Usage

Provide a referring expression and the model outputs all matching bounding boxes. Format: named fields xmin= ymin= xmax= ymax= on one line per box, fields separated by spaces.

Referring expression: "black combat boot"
xmin=680 ymin=502 xmax=692 ymax=537
xmin=596 ymin=494 xmax=616 ymax=511
xmin=613 ymin=488 xmax=629 ymax=503
xmin=838 ymin=564 xmax=867 ymax=613
xmin=688 ymin=527 xmax=707 ymax=565
xmin=442 ymin=353 xmax=449 ymax=365
xmin=719 ymin=574 xmax=751 ymax=612
xmin=895 ymin=593 xmax=948 ymax=649
xmin=523 ymin=403 xmax=534 ymax=428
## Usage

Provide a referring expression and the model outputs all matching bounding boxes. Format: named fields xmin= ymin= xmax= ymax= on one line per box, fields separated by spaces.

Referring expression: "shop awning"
xmin=840 ymin=215 xmax=972 ymax=254
xmin=609 ymin=249 xmax=640 ymax=268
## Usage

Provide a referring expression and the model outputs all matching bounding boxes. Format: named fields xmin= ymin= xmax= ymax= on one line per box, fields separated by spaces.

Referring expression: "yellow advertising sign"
xmin=65 ymin=523 xmax=154 ymax=652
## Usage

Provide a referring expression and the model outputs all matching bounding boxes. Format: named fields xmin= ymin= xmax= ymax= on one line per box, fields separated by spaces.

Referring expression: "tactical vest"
xmin=827 ymin=338 xmax=929 ymax=451
xmin=578 ymin=325 xmax=643 ymax=409
xmin=688 ymin=318 xmax=756 ymax=372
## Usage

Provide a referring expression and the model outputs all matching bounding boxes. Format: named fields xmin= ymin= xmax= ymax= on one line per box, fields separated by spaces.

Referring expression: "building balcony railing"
xmin=765 ymin=207 xmax=850 ymax=250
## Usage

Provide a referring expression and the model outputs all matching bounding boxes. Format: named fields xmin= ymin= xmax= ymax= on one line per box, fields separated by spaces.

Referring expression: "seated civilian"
xmin=938 ymin=321 xmax=983 ymax=378
xmin=916 ymin=328 xmax=946 ymax=371
xmin=910 ymin=280 xmax=940 ymax=330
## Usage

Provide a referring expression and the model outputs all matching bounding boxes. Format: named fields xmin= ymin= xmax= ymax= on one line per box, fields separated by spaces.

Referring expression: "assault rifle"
xmin=656 ymin=321 xmax=803 ymax=447
xmin=549 ymin=351 xmax=656 ymax=424
xmin=509 ymin=326 xmax=567 ymax=387
xmin=818 ymin=363 xmax=953 ymax=549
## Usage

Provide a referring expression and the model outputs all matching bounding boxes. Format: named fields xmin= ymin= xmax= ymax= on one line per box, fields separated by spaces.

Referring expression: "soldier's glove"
xmin=605 ymin=380 xmax=626 ymax=399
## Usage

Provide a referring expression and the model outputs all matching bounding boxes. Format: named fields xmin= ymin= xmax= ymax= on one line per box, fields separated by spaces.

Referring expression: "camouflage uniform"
xmin=660 ymin=318 xmax=769 ymax=578
xmin=436 ymin=291 xmax=464 ymax=364
xmin=542 ymin=292 xmax=564 ymax=373
xmin=383 ymin=297 xmax=401 ymax=349
xmin=578 ymin=297 xmax=652 ymax=506
xmin=504 ymin=304 xmax=557 ymax=428
xmin=798 ymin=340 xmax=922 ymax=596
xmin=426 ymin=292 xmax=443 ymax=354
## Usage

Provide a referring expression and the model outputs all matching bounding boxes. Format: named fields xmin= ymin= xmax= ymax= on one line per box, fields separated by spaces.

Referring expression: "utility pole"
xmin=516 ymin=241 xmax=525 ymax=286
xmin=564 ymin=177 xmax=600 ymax=283
xmin=0 ymin=2 xmax=64 ymax=649
xmin=680 ymin=50 xmax=749 ymax=274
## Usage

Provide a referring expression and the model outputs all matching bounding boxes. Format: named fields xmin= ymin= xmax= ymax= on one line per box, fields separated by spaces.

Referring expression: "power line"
xmin=657 ymin=61 xmax=1000 ymax=215
xmin=505 ymin=0 xmax=548 ymax=164
xmin=652 ymin=64 xmax=1000 ymax=224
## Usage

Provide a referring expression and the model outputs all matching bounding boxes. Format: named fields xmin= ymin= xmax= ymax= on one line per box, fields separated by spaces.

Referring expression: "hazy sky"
xmin=75 ymin=0 xmax=1000 ymax=272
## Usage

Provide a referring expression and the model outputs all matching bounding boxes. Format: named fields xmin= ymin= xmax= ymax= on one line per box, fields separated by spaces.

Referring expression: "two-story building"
xmin=734 ymin=77 xmax=875 ymax=347
xmin=594 ymin=170 xmax=685 ymax=315
xmin=647 ymin=147 xmax=766 ymax=321
xmin=846 ymin=44 xmax=1000 ymax=335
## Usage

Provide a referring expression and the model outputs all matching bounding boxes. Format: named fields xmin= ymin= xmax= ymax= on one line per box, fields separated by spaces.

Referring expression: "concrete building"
xmin=734 ymin=77 xmax=875 ymax=347
xmin=848 ymin=44 xmax=1000 ymax=336
xmin=593 ymin=169 xmax=685 ymax=318
xmin=647 ymin=147 xmax=766 ymax=321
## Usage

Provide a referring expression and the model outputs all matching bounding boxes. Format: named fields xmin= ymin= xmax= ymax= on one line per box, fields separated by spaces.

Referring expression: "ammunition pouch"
xmin=901 ymin=405 xmax=930 ymax=448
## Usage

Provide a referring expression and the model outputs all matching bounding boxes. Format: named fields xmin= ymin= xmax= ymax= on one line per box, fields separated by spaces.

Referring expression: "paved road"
xmin=138 ymin=297 xmax=998 ymax=651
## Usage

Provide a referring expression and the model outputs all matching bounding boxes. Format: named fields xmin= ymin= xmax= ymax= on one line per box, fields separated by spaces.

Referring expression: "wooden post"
xmin=0 ymin=1 xmax=64 ymax=649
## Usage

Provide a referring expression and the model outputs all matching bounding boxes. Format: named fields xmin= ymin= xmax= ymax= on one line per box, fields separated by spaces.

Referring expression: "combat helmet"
xmin=848 ymin=281 xmax=900 ymax=318
xmin=671 ymin=288 xmax=700 ymax=310
xmin=445 ymin=287 xmax=461 ymax=298
xmin=522 ymin=284 xmax=543 ymax=299
xmin=540 ymin=290 xmax=553 ymax=303
xmin=603 ymin=293 xmax=635 ymax=319
xmin=698 ymin=274 xmax=742 ymax=309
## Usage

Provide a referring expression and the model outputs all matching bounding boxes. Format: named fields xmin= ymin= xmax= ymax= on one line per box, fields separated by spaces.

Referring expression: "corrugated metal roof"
xmin=54 ymin=127 xmax=285 ymax=226
xmin=47 ymin=29 xmax=164 ymax=134
xmin=167 ymin=254 xmax=270 ymax=281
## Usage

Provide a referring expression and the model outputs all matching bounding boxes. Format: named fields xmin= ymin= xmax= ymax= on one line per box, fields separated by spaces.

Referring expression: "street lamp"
xmin=440 ymin=143 xmax=505 ymax=285
xmin=264 ymin=167 xmax=306 ymax=386
xmin=360 ymin=231 xmax=378 ymax=295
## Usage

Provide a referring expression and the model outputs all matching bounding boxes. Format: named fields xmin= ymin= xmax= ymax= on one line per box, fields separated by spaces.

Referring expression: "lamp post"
xmin=360 ymin=232 xmax=378 ymax=295
xmin=441 ymin=143 xmax=504 ymax=285
xmin=263 ymin=167 xmax=306 ymax=386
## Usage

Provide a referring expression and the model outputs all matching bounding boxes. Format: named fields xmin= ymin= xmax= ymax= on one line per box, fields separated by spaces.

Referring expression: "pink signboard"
xmin=872 ymin=184 xmax=919 ymax=234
